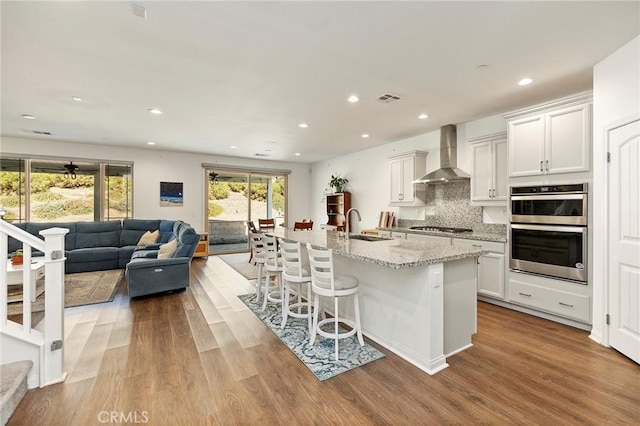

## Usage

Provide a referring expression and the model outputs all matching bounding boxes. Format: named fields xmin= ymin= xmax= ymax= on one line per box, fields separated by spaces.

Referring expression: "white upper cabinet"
xmin=468 ymin=132 xmax=508 ymax=205
xmin=389 ymin=151 xmax=427 ymax=206
xmin=504 ymin=92 xmax=592 ymax=178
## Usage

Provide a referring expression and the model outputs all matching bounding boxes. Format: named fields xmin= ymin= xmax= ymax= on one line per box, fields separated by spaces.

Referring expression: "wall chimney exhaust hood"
xmin=413 ymin=124 xmax=470 ymax=183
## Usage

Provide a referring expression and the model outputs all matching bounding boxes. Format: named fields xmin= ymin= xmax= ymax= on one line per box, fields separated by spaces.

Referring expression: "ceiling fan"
xmin=64 ymin=161 xmax=79 ymax=179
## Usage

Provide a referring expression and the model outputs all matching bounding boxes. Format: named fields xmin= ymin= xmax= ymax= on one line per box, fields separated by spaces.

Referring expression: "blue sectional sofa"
xmin=7 ymin=219 xmax=200 ymax=297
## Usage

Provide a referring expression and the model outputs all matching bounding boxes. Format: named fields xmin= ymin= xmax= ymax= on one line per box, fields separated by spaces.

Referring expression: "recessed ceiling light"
xmin=71 ymin=96 xmax=83 ymax=102
xmin=298 ymin=123 xmax=309 ymax=128
xmin=294 ymin=153 xmax=301 ymax=156
xmin=22 ymin=114 xmax=36 ymax=119
xmin=348 ymin=95 xmax=360 ymax=103
xmin=518 ymin=78 xmax=533 ymax=86
xmin=230 ymin=145 xmax=237 ymax=149
xmin=361 ymin=134 xmax=370 ymax=138
xmin=147 ymin=141 xmax=155 ymax=145
xmin=418 ymin=114 xmax=429 ymax=119
xmin=148 ymin=108 xmax=163 ymax=115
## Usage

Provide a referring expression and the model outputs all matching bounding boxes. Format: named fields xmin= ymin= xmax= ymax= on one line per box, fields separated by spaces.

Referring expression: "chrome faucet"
xmin=345 ymin=208 xmax=361 ymax=241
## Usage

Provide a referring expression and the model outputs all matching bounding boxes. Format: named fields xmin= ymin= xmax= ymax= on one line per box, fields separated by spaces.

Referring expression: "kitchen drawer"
xmin=391 ymin=231 xmax=407 ymax=240
xmin=508 ymin=279 xmax=590 ymax=323
xmin=453 ymin=238 xmax=504 ymax=253
xmin=406 ymin=233 xmax=451 ymax=244
xmin=378 ymin=230 xmax=391 ymax=238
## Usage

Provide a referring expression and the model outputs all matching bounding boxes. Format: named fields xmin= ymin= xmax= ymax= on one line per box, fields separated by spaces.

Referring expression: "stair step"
xmin=0 ymin=360 xmax=33 ymax=425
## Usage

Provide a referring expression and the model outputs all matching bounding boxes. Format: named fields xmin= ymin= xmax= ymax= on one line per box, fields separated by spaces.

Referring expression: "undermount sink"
xmin=347 ymin=234 xmax=392 ymax=242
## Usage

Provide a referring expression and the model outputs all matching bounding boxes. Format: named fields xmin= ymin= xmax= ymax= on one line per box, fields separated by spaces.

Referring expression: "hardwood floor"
xmin=8 ymin=257 xmax=639 ymax=425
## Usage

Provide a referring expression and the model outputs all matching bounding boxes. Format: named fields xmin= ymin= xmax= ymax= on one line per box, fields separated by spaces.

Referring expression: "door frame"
xmin=592 ymin=115 xmax=640 ymax=347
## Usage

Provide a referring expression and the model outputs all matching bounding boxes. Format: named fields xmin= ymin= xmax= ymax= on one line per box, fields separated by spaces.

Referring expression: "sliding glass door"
xmin=205 ymin=168 xmax=287 ymax=254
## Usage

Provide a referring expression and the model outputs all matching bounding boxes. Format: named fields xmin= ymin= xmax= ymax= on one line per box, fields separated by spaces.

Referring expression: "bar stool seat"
xmin=279 ymin=239 xmax=313 ymax=333
xmin=306 ymin=243 xmax=364 ymax=360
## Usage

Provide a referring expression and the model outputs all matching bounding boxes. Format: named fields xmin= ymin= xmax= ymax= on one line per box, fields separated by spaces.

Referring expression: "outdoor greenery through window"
xmin=0 ymin=157 xmax=132 ymax=223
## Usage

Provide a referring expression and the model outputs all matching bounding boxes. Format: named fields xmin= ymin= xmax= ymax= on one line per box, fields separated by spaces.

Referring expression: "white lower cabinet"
xmin=406 ymin=233 xmax=451 ymax=244
xmin=508 ymin=273 xmax=590 ymax=323
xmin=453 ymin=238 xmax=505 ymax=300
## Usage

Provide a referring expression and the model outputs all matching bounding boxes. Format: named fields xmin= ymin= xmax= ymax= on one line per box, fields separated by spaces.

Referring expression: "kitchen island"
xmin=270 ymin=228 xmax=484 ymax=374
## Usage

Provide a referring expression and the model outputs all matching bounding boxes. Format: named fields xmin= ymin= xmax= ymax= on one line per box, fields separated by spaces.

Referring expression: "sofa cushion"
xmin=158 ymin=239 xmax=178 ymax=259
xmin=25 ymin=222 xmax=76 ymax=251
xmin=75 ymin=221 xmax=120 ymax=248
xmin=159 ymin=220 xmax=177 ymax=243
xmin=120 ymin=219 xmax=161 ymax=247
xmin=137 ymin=230 xmax=159 ymax=246
xmin=66 ymin=247 xmax=119 ymax=263
xmin=174 ymin=223 xmax=200 ymax=258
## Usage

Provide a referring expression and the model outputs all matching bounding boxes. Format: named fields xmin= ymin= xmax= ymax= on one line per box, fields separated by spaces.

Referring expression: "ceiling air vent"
xmin=28 ymin=130 xmax=53 ymax=135
xmin=254 ymin=153 xmax=269 ymax=157
xmin=375 ymin=93 xmax=402 ymax=103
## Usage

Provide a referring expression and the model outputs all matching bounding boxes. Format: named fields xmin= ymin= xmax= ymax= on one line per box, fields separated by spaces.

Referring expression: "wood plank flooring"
xmin=8 ymin=257 xmax=639 ymax=425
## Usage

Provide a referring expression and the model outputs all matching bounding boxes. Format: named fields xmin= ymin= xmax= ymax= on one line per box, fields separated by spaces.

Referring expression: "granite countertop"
xmin=270 ymin=229 xmax=485 ymax=269
xmin=377 ymin=226 xmax=508 ymax=243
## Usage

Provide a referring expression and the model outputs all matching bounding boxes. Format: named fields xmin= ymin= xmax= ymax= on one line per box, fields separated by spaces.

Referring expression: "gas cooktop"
xmin=409 ymin=226 xmax=473 ymax=233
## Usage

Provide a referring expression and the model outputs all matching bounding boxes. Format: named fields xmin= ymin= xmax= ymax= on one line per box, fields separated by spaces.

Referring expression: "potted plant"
xmin=11 ymin=249 xmax=24 ymax=265
xmin=329 ymin=174 xmax=348 ymax=193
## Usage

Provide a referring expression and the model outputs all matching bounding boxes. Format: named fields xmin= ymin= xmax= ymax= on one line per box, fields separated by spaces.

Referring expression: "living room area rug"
xmin=7 ymin=269 xmax=123 ymax=316
xmin=238 ymin=293 xmax=385 ymax=381
xmin=218 ymin=253 xmax=258 ymax=280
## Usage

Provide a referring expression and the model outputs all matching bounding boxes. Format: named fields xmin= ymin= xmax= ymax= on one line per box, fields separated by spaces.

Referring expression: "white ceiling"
xmin=1 ymin=1 xmax=638 ymax=163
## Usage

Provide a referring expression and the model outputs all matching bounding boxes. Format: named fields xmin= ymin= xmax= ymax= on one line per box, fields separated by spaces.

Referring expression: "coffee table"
xmin=6 ymin=261 xmax=45 ymax=303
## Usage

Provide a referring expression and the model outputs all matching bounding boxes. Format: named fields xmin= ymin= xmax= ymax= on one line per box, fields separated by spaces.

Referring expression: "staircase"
xmin=0 ymin=360 xmax=32 ymax=425
xmin=1 ymin=221 xmax=69 ymax=417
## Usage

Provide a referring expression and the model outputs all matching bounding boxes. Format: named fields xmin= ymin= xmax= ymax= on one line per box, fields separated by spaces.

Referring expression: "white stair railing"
xmin=0 ymin=221 xmax=68 ymax=388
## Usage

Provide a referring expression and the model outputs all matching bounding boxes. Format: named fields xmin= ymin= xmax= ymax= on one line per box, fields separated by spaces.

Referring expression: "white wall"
xmin=310 ymin=115 xmax=507 ymax=233
xmin=0 ymin=137 xmax=312 ymax=234
xmin=591 ymin=35 xmax=640 ymax=344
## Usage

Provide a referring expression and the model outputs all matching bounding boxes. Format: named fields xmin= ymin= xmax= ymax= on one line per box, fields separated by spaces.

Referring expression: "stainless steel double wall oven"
xmin=509 ymin=183 xmax=588 ymax=283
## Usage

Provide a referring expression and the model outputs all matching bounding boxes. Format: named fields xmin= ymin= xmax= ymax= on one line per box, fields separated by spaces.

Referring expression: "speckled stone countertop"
xmin=377 ymin=226 xmax=508 ymax=243
xmin=270 ymin=229 xmax=485 ymax=269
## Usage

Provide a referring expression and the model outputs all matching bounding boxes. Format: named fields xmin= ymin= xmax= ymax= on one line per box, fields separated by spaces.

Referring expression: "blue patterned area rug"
xmin=238 ymin=293 xmax=385 ymax=381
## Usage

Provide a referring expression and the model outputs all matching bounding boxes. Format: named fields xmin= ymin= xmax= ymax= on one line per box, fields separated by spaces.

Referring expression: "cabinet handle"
xmin=545 ymin=160 xmax=549 ymax=172
xmin=472 ymin=244 xmax=483 ymax=247
xmin=519 ymin=292 xmax=532 ymax=297
xmin=492 ymin=188 xmax=496 ymax=198
xmin=559 ymin=302 xmax=574 ymax=308
xmin=488 ymin=189 xmax=492 ymax=198
xmin=539 ymin=161 xmax=544 ymax=172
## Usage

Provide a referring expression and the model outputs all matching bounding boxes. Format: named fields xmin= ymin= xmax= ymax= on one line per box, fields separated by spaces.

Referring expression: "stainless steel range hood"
xmin=413 ymin=124 xmax=470 ymax=183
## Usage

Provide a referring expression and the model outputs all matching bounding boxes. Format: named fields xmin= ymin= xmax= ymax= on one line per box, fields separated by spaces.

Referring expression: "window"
xmin=0 ymin=157 xmax=133 ymax=223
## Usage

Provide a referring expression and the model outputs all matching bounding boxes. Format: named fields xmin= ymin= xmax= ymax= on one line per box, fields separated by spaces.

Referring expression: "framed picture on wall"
xmin=160 ymin=181 xmax=183 ymax=206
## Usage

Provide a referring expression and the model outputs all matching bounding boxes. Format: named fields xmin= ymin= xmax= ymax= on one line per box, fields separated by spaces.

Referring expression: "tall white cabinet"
xmin=504 ymin=93 xmax=592 ymax=177
xmin=468 ymin=132 xmax=508 ymax=205
xmin=389 ymin=151 xmax=428 ymax=206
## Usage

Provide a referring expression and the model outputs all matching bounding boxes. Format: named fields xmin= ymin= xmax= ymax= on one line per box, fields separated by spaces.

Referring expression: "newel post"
xmin=39 ymin=227 xmax=69 ymax=386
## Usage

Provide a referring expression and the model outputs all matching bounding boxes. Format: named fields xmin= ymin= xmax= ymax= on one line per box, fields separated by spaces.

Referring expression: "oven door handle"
xmin=510 ymin=223 xmax=586 ymax=234
xmin=510 ymin=194 xmax=585 ymax=201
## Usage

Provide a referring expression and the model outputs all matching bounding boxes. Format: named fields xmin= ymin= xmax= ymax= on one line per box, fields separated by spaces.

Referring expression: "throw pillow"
xmin=137 ymin=230 xmax=159 ymax=246
xmin=157 ymin=239 xmax=178 ymax=259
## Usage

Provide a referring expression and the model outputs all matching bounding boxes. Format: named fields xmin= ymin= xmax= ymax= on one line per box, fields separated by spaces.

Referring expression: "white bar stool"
xmin=278 ymin=239 xmax=312 ymax=333
xmin=261 ymin=234 xmax=283 ymax=311
xmin=306 ymin=243 xmax=364 ymax=361
xmin=249 ymin=232 xmax=266 ymax=303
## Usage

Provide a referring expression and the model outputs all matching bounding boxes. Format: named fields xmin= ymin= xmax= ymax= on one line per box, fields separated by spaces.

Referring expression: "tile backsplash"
xmin=398 ymin=181 xmax=507 ymax=235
